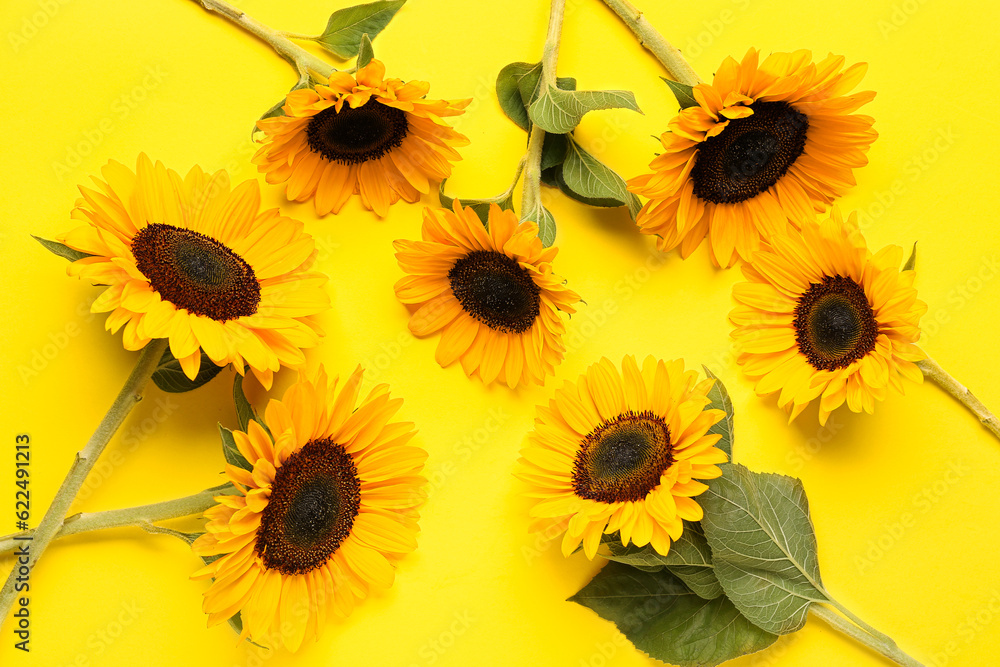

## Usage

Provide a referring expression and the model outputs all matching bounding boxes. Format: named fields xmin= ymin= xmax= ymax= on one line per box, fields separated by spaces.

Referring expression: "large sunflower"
xmin=57 ymin=154 xmax=329 ymax=389
xmin=393 ymin=202 xmax=580 ymax=387
xmin=253 ymin=59 xmax=471 ymax=217
xmin=514 ymin=356 xmax=727 ymax=559
xmin=731 ymin=209 xmax=926 ymax=424
xmin=192 ymin=366 xmax=425 ymax=650
xmin=629 ymin=48 xmax=877 ymax=267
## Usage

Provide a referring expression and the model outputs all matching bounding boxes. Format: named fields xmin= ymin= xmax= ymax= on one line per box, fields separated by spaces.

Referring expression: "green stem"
xmin=600 ymin=0 xmax=702 ymax=86
xmin=811 ymin=603 xmax=925 ymax=667
xmin=520 ymin=0 xmax=565 ymax=222
xmin=279 ymin=30 xmax=320 ymax=41
xmin=917 ymin=356 xmax=1000 ymax=441
xmin=0 ymin=483 xmax=235 ymax=556
xmin=0 ymin=338 xmax=169 ymax=623
xmin=191 ymin=0 xmax=335 ymax=79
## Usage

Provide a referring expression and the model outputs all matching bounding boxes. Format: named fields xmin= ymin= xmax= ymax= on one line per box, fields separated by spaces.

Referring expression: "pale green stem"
xmin=520 ymin=0 xmax=566 ymax=221
xmin=191 ymin=0 xmax=335 ymax=79
xmin=917 ymin=357 xmax=1000 ymax=441
xmin=0 ymin=484 xmax=235 ymax=556
xmin=0 ymin=338 xmax=169 ymax=623
xmin=811 ymin=604 xmax=924 ymax=667
xmin=279 ymin=30 xmax=320 ymax=41
xmin=600 ymin=0 xmax=702 ymax=86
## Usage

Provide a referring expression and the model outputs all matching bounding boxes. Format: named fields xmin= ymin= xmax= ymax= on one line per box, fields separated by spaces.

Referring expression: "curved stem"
xmin=917 ymin=357 xmax=1000 ymax=441
xmin=811 ymin=604 xmax=924 ymax=667
xmin=600 ymin=0 xmax=702 ymax=86
xmin=190 ymin=0 xmax=335 ymax=79
xmin=0 ymin=483 xmax=235 ymax=556
xmin=520 ymin=0 xmax=565 ymax=221
xmin=0 ymin=338 xmax=169 ymax=623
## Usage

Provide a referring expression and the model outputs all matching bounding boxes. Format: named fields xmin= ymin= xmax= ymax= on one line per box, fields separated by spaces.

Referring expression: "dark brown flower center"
xmin=793 ymin=275 xmax=878 ymax=371
xmin=255 ymin=438 xmax=361 ymax=575
xmin=691 ymin=101 xmax=808 ymax=204
xmin=572 ymin=411 xmax=674 ymax=504
xmin=131 ymin=223 xmax=260 ymax=321
xmin=306 ymin=97 xmax=409 ymax=164
xmin=448 ymin=250 xmax=541 ymax=334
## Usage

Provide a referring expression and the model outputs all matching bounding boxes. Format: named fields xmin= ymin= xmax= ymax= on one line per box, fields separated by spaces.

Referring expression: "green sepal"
xmin=903 ymin=241 xmax=917 ymax=271
xmin=151 ymin=347 xmax=225 ymax=393
xmin=32 ymin=235 xmax=95 ymax=262
xmin=702 ymin=366 xmax=734 ymax=459
xmin=662 ymin=77 xmax=699 ymax=109
xmin=218 ymin=423 xmax=253 ymax=472
xmin=438 ymin=179 xmax=516 ymax=226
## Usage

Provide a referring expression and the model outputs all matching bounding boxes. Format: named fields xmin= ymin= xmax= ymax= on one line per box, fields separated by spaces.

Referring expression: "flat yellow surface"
xmin=2 ymin=0 xmax=1000 ymax=665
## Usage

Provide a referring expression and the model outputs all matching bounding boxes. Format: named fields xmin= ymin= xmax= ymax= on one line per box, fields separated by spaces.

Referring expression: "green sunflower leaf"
xmin=356 ymin=32 xmax=374 ymax=68
xmin=528 ymin=87 xmax=641 ymax=135
xmin=496 ymin=62 xmax=577 ymax=132
xmin=315 ymin=0 xmax=406 ymax=59
xmin=151 ymin=347 xmax=225 ymax=393
xmin=540 ymin=133 xmax=568 ymax=171
xmin=661 ymin=77 xmax=699 ymax=109
xmin=601 ymin=523 xmax=724 ymax=600
xmin=702 ymin=367 xmax=734 ymax=459
xmin=437 ymin=179 xmax=516 ymax=226
xmin=32 ymin=235 xmax=95 ymax=263
xmin=557 ymin=137 xmax=640 ymax=218
xmin=903 ymin=241 xmax=917 ymax=272
xmin=496 ymin=62 xmax=540 ymax=132
xmin=700 ymin=463 xmax=830 ymax=635
xmin=570 ymin=561 xmax=778 ymax=667
xmin=218 ymin=424 xmax=253 ymax=472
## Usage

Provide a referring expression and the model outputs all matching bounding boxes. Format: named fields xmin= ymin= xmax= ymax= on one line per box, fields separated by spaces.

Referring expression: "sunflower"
xmin=393 ymin=202 xmax=580 ymax=387
xmin=192 ymin=365 xmax=425 ymax=650
xmin=731 ymin=209 xmax=927 ymax=424
xmin=514 ymin=356 xmax=728 ymax=559
xmin=253 ymin=59 xmax=471 ymax=217
xmin=56 ymin=154 xmax=329 ymax=390
xmin=629 ymin=48 xmax=877 ymax=267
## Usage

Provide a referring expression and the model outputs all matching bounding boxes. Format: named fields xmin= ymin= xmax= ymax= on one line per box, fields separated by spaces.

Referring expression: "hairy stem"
xmin=190 ymin=0 xmax=335 ymax=79
xmin=917 ymin=357 xmax=1000 ymax=440
xmin=0 ymin=338 xmax=169 ymax=622
xmin=0 ymin=484 xmax=235 ymax=556
xmin=600 ymin=0 xmax=702 ymax=86
xmin=520 ymin=0 xmax=565 ymax=222
xmin=811 ymin=604 xmax=924 ymax=667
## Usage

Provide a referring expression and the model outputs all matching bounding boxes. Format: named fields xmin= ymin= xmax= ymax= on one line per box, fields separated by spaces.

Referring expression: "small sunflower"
xmin=731 ymin=209 xmax=927 ymax=424
xmin=192 ymin=366 xmax=426 ymax=650
xmin=514 ymin=356 xmax=728 ymax=559
xmin=253 ymin=59 xmax=471 ymax=217
xmin=629 ymin=48 xmax=877 ymax=267
xmin=57 ymin=154 xmax=329 ymax=389
xmin=393 ymin=202 xmax=580 ymax=387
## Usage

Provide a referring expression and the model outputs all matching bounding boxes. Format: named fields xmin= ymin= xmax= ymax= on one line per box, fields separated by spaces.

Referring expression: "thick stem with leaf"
xmin=600 ymin=0 xmax=702 ymax=86
xmin=0 ymin=484 xmax=235 ymax=557
xmin=519 ymin=0 xmax=565 ymax=237
xmin=0 ymin=338 xmax=169 ymax=622
xmin=191 ymin=0 xmax=335 ymax=78
xmin=918 ymin=357 xmax=1000 ymax=441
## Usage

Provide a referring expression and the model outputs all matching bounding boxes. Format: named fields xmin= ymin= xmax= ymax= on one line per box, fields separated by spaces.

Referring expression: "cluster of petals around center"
xmin=515 ymin=356 xmax=729 ymax=560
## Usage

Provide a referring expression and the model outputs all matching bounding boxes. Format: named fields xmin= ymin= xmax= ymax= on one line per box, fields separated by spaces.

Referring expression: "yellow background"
xmin=2 ymin=0 xmax=999 ymax=665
